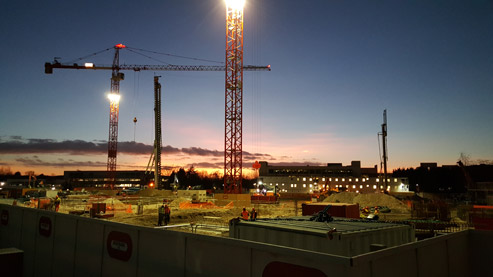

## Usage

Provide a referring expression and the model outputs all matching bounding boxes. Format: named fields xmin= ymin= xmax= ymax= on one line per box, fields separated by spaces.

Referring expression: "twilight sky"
xmin=1 ymin=0 xmax=492 ymax=176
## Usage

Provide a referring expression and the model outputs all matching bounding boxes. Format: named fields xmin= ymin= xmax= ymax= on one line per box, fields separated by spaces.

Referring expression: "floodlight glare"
xmin=225 ymin=0 xmax=245 ymax=10
xmin=107 ymin=93 xmax=121 ymax=103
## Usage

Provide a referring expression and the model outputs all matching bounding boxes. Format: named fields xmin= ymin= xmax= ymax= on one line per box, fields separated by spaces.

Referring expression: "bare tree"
xmin=459 ymin=152 xmax=471 ymax=166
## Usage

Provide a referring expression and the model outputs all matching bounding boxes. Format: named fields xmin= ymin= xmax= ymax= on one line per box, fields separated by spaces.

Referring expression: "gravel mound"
xmin=324 ymin=192 xmax=410 ymax=213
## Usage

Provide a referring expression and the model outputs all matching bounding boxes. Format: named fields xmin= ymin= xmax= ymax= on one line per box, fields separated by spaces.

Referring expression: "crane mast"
xmin=107 ymin=44 xmax=125 ymax=188
xmin=154 ymin=76 xmax=162 ymax=188
xmin=224 ymin=1 xmax=244 ymax=194
xmin=382 ymin=109 xmax=388 ymax=190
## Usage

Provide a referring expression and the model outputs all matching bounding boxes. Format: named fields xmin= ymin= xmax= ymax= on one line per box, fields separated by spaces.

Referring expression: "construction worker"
xmin=250 ymin=208 xmax=257 ymax=221
xmin=54 ymin=194 xmax=61 ymax=212
xmin=158 ymin=204 xmax=165 ymax=226
xmin=241 ymin=207 xmax=249 ymax=220
xmin=373 ymin=207 xmax=380 ymax=220
xmin=363 ymin=206 xmax=370 ymax=215
xmin=164 ymin=204 xmax=171 ymax=226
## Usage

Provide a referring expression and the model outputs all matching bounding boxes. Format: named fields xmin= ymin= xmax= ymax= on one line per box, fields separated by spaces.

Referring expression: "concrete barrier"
xmin=0 ymin=204 xmax=491 ymax=277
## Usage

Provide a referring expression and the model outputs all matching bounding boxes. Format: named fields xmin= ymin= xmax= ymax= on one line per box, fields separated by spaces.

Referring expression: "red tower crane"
xmin=224 ymin=0 xmax=245 ymax=194
xmin=45 ymin=45 xmax=269 ymax=188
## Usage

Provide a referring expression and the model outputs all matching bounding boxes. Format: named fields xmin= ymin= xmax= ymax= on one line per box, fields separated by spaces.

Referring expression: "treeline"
xmin=163 ymin=167 xmax=255 ymax=191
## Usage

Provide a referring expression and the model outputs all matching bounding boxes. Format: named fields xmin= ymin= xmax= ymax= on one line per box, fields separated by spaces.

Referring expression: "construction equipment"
xmin=145 ymin=76 xmax=163 ymax=189
xmin=378 ymin=109 xmax=389 ymax=190
xmin=45 ymin=46 xmax=270 ymax=189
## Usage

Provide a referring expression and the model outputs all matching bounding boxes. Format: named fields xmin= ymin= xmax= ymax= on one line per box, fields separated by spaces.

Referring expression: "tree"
xmin=459 ymin=152 xmax=471 ymax=166
xmin=0 ymin=166 xmax=13 ymax=175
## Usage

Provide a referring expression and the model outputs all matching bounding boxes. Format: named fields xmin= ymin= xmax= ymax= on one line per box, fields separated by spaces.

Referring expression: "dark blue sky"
xmin=1 ymin=0 xmax=492 ymax=175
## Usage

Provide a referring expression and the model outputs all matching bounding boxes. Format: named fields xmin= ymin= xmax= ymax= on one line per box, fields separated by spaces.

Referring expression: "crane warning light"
xmin=115 ymin=44 xmax=126 ymax=49
xmin=84 ymin=63 xmax=94 ymax=68
xmin=225 ymin=0 xmax=245 ymax=10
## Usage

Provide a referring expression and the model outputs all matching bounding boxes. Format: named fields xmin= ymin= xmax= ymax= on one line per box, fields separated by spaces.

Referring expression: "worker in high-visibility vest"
xmin=158 ymin=204 xmax=165 ymax=226
xmin=250 ymin=208 xmax=257 ymax=221
xmin=241 ymin=208 xmax=249 ymax=220
xmin=54 ymin=195 xmax=61 ymax=212
xmin=163 ymin=204 xmax=171 ymax=226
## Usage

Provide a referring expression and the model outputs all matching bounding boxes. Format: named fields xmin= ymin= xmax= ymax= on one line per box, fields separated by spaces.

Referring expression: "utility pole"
xmin=382 ymin=109 xmax=388 ymax=190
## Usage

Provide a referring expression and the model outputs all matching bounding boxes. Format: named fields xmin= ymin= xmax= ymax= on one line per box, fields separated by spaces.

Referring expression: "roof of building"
xmin=234 ymin=217 xmax=410 ymax=237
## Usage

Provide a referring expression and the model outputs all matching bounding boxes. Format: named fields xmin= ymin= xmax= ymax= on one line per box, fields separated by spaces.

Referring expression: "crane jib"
xmin=44 ymin=62 xmax=270 ymax=74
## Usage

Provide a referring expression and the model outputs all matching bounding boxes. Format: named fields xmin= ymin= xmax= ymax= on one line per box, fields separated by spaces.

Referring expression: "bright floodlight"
xmin=225 ymin=0 xmax=245 ymax=10
xmin=108 ymin=93 xmax=120 ymax=103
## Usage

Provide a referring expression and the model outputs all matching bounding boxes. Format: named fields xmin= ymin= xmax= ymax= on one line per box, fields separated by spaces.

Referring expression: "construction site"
xmin=1 ymin=0 xmax=492 ymax=276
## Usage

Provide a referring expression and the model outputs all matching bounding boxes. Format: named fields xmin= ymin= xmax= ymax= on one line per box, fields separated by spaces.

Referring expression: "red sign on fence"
xmin=39 ymin=216 xmax=52 ymax=237
xmin=0 ymin=210 xmax=8 ymax=225
xmin=107 ymin=231 xmax=133 ymax=261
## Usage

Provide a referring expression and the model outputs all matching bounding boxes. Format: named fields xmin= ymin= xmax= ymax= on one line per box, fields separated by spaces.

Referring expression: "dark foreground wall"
xmin=0 ymin=204 xmax=491 ymax=277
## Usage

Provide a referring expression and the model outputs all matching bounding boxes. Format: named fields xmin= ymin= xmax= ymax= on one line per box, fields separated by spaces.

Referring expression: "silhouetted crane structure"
xmin=378 ymin=109 xmax=389 ymax=190
xmin=45 ymin=45 xmax=270 ymax=189
xmin=145 ymin=76 xmax=163 ymax=189
xmin=224 ymin=0 xmax=245 ymax=193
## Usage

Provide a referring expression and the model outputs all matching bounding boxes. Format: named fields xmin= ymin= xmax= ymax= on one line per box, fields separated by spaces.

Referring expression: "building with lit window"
xmin=257 ymin=161 xmax=409 ymax=195
xmin=63 ymin=171 xmax=165 ymax=188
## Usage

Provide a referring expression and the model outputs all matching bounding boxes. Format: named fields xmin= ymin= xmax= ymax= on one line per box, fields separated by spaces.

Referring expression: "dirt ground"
xmin=50 ymin=190 xmax=415 ymax=236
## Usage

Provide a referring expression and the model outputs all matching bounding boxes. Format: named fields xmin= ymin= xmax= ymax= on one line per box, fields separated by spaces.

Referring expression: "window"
xmin=342 ymin=178 xmax=345 ymax=182
xmin=356 ymin=178 xmax=359 ymax=182
xmin=322 ymin=178 xmax=326 ymax=181
xmin=303 ymin=177 xmax=306 ymax=181
xmin=303 ymin=184 xmax=306 ymax=188
xmin=335 ymin=178 xmax=338 ymax=182
xmin=309 ymin=178 xmax=312 ymax=181
xmin=394 ymin=178 xmax=398 ymax=183
xmin=376 ymin=178 xmax=380 ymax=182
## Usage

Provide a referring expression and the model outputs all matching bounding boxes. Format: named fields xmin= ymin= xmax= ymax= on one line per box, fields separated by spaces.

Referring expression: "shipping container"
xmin=229 ymin=217 xmax=415 ymax=256
xmin=302 ymin=202 xmax=360 ymax=219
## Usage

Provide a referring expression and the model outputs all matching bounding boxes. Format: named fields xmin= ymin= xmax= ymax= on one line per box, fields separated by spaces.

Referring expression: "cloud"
xmin=262 ymin=161 xmax=327 ymax=167
xmin=184 ymin=162 xmax=223 ymax=169
xmin=15 ymin=157 xmax=106 ymax=168
xmin=0 ymin=137 xmax=274 ymax=160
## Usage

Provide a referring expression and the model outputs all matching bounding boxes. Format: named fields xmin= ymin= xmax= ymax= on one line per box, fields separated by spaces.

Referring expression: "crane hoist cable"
xmin=126 ymin=48 xmax=172 ymax=65
xmin=126 ymin=46 xmax=224 ymax=64
xmin=65 ymin=47 xmax=113 ymax=64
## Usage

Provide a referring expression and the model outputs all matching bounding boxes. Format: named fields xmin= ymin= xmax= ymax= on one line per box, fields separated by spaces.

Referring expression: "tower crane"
xmin=45 ymin=45 xmax=270 ymax=188
xmin=224 ymin=0 xmax=245 ymax=193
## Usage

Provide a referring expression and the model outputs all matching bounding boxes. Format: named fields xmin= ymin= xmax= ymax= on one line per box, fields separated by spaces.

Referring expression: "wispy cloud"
xmin=0 ymin=136 xmax=273 ymax=159
xmin=15 ymin=157 xmax=107 ymax=168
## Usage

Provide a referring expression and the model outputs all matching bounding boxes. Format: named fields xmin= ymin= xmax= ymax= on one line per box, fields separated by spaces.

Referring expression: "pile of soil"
xmin=324 ymin=192 xmax=410 ymax=213
xmin=136 ymin=189 xmax=172 ymax=198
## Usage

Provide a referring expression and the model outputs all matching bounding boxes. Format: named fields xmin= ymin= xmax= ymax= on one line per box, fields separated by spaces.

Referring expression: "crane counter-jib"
xmin=44 ymin=62 xmax=271 ymax=74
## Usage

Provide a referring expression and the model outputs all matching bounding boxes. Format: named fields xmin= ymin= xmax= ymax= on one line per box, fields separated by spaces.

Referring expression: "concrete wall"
xmin=0 ymin=204 xmax=490 ymax=277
